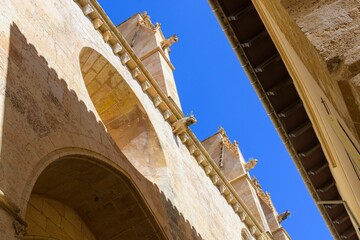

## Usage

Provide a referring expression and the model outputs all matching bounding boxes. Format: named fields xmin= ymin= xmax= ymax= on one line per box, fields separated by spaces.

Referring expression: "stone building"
xmin=208 ymin=0 xmax=360 ymax=239
xmin=0 ymin=0 xmax=292 ymax=240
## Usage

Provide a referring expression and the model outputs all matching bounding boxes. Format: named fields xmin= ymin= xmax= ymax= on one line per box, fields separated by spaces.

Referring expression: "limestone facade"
xmin=0 ymin=0 xmax=290 ymax=239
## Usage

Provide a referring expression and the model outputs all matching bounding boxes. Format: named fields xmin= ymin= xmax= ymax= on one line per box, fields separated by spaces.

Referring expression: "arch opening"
xmin=79 ymin=47 xmax=167 ymax=183
xmin=25 ymin=156 xmax=165 ymax=240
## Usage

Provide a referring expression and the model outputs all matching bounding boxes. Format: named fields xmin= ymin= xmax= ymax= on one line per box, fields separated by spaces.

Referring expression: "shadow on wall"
xmin=1 ymin=23 xmax=203 ymax=240
xmin=79 ymin=47 xmax=169 ymax=183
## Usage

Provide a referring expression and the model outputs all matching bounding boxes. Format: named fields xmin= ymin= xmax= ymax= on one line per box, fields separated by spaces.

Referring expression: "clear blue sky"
xmin=97 ymin=1 xmax=333 ymax=239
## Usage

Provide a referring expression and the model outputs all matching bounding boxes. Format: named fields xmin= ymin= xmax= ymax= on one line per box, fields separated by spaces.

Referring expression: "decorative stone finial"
xmin=141 ymin=11 xmax=150 ymax=23
xmin=154 ymin=22 xmax=161 ymax=31
xmin=139 ymin=11 xmax=159 ymax=31
xmin=252 ymin=177 xmax=260 ymax=188
xmin=218 ymin=126 xmax=226 ymax=135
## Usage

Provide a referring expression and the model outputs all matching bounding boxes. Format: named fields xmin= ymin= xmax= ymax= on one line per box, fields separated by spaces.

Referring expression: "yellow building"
xmin=208 ymin=0 xmax=360 ymax=239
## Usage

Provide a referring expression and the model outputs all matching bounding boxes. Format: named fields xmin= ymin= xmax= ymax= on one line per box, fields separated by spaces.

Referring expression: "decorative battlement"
xmin=139 ymin=11 xmax=160 ymax=31
xmin=252 ymin=177 xmax=275 ymax=211
xmin=218 ymin=127 xmax=240 ymax=157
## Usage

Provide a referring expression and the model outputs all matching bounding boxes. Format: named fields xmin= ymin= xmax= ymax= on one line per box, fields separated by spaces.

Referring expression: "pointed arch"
xmin=25 ymin=155 xmax=166 ymax=240
xmin=79 ymin=47 xmax=168 ymax=183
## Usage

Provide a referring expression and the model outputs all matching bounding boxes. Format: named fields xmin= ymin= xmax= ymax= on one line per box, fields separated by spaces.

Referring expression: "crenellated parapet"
xmin=139 ymin=11 xmax=160 ymax=31
xmin=251 ymin=177 xmax=275 ymax=212
xmin=218 ymin=127 xmax=240 ymax=157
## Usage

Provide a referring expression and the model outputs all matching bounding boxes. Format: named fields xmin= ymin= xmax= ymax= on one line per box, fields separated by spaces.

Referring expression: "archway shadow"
xmin=1 ymin=22 xmax=203 ymax=240
xmin=79 ymin=47 xmax=169 ymax=184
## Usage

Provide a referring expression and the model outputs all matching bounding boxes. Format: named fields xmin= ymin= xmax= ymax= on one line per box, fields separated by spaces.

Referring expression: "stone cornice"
xmin=73 ymin=0 xmax=270 ymax=238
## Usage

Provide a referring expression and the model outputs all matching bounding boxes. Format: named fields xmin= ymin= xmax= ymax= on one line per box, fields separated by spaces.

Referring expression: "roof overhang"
xmin=208 ymin=0 xmax=358 ymax=239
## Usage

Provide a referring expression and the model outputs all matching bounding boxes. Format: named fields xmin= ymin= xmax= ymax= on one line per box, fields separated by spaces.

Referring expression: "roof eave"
xmin=207 ymin=0 xmax=344 ymax=239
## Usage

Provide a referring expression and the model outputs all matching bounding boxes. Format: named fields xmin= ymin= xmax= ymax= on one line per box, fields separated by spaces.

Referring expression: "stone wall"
xmin=26 ymin=194 xmax=96 ymax=240
xmin=0 ymin=0 xmax=253 ymax=239
xmin=277 ymin=0 xmax=360 ymax=138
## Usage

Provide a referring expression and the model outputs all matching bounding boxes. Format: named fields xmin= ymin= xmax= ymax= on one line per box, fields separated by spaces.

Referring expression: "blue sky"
xmin=97 ymin=1 xmax=333 ymax=239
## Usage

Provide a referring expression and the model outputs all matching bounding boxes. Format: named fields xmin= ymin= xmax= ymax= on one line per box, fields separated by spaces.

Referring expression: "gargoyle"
xmin=161 ymin=34 xmax=178 ymax=50
xmin=277 ymin=210 xmax=291 ymax=223
xmin=172 ymin=114 xmax=197 ymax=135
xmin=244 ymin=158 xmax=258 ymax=171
